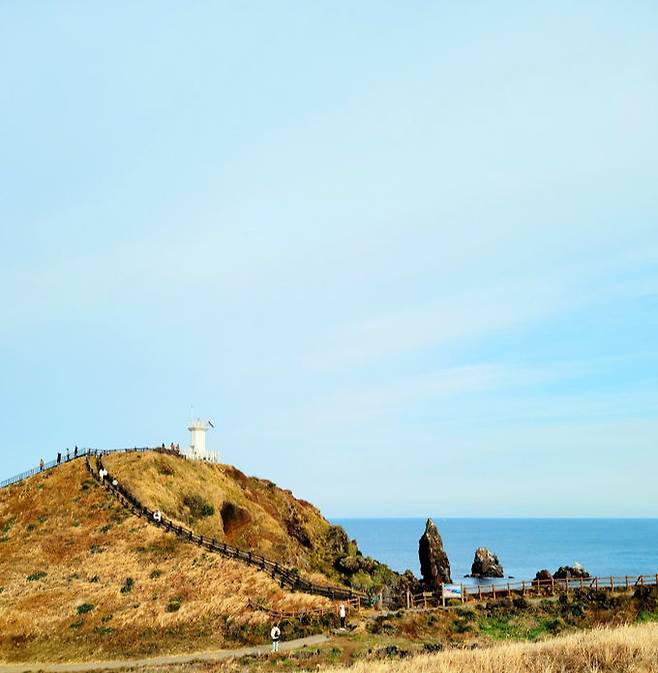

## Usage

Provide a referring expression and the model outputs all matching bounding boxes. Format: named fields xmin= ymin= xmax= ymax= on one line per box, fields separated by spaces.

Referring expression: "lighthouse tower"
xmin=185 ymin=420 xmax=218 ymax=462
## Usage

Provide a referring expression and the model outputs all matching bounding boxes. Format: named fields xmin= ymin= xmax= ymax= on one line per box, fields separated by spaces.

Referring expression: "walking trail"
xmin=0 ymin=634 xmax=329 ymax=673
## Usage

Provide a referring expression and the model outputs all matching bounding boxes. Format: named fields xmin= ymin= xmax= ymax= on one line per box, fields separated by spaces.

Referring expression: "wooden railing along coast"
xmin=407 ymin=573 xmax=658 ymax=609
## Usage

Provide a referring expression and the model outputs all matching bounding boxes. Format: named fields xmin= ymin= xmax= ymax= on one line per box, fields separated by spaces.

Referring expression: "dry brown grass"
xmin=316 ymin=622 xmax=658 ymax=673
xmin=91 ymin=622 xmax=658 ymax=673
xmin=103 ymin=452 xmax=346 ymax=578
xmin=0 ymin=459 xmax=330 ymax=662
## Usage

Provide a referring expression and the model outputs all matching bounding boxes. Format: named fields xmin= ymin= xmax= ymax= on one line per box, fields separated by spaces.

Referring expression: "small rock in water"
xmin=470 ymin=547 xmax=504 ymax=578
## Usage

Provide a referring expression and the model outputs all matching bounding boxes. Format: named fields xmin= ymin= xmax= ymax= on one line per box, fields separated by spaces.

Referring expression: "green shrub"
xmin=166 ymin=598 xmax=182 ymax=612
xmin=637 ymin=610 xmax=658 ymax=623
xmin=149 ymin=569 xmax=162 ymax=579
xmin=183 ymin=494 xmax=215 ymax=520
xmin=77 ymin=603 xmax=94 ymax=614
xmin=452 ymin=618 xmax=472 ymax=633
xmin=27 ymin=571 xmax=47 ymax=582
xmin=89 ymin=575 xmax=100 ymax=583
xmin=1 ymin=517 xmax=15 ymax=533
xmin=69 ymin=621 xmax=84 ymax=629
xmin=546 ymin=617 xmax=566 ymax=634
xmin=456 ymin=607 xmax=478 ymax=622
xmin=120 ymin=577 xmax=134 ymax=594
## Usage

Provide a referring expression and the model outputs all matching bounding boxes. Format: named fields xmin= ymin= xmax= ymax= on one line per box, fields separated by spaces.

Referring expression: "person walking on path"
xmin=57 ymin=452 xmax=61 ymax=465
xmin=339 ymin=603 xmax=347 ymax=629
xmin=39 ymin=458 xmax=44 ymax=471
xmin=270 ymin=624 xmax=281 ymax=653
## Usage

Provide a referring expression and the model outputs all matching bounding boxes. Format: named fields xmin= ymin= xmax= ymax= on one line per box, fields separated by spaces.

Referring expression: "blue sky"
xmin=1 ymin=2 xmax=657 ymax=516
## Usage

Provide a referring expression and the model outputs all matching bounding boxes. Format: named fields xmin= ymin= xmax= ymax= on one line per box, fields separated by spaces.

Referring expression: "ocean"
xmin=332 ymin=518 xmax=658 ymax=586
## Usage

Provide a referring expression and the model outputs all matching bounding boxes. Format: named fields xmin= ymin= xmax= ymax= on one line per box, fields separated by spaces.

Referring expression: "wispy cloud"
xmin=266 ymin=361 xmax=568 ymax=431
xmin=301 ymin=281 xmax=566 ymax=373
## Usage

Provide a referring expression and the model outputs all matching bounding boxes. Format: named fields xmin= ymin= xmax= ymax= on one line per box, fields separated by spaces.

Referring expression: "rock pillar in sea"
xmin=470 ymin=547 xmax=504 ymax=578
xmin=418 ymin=518 xmax=452 ymax=589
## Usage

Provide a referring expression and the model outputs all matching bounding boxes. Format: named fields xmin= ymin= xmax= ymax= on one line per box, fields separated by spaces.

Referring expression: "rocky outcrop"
xmin=397 ymin=569 xmax=423 ymax=597
xmin=325 ymin=525 xmax=351 ymax=557
xmin=285 ymin=504 xmax=312 ymax=548
xmin=418 ymin=518 xmax=452 ymax=588
xmin=335 ymin=553 xmax=378 ymax=575
xmin=533 ymin=569 xmax=553 ymax=584
xmin=470 ymin=547 xmax=504 ymax=578
xmin=553 ymin=563 xmax=591 ymax=579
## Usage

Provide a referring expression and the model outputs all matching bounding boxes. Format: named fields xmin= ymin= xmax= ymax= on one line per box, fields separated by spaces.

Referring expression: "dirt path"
xmin=0 ymin=634 xmax=330 ymax=673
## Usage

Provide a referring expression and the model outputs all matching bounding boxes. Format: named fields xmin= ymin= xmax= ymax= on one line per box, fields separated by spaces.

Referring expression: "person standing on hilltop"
xmin=74 ymin=446 xmax=78 ymax=458
xmin=39 ymin=458 xmax=44 ymax=471
xmin=270 ymin=623 xmax=281 ymax=653
xmin=57 ymin=452 xmax=61 ymax=465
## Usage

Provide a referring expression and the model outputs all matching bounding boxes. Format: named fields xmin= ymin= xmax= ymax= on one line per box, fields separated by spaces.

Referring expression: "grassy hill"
xmin=0 ymin=455 xmax=338 ymax=662
xmin=102 ymin=451 xmax=393 ymax=590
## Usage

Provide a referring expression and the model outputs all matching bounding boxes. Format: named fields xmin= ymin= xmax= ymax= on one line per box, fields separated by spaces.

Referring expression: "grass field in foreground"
xmin=320 ymin=622 xmax=658 ymax=673
xmin=133 ymin=622 xmax=658 ymax=673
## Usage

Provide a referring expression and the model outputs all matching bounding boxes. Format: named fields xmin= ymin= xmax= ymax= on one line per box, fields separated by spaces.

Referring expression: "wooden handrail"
xmin=408 ymin=572 xmax=658 ymax=609
xmin=1 ymin=446 xmax=182 ymax=490
xmin=85 ymin=455 xmax=364 ymax=601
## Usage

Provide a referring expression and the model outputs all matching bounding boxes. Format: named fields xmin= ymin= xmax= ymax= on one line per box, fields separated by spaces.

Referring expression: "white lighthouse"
xmin=185 ymin=420 xmax=219 ymax=462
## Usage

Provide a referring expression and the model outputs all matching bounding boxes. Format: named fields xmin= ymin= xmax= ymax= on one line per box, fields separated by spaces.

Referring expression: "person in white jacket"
xmin=339 ymin=603 xmax=347 ymax=629
xmin=270 ymin=624 xmax=281 ymax=653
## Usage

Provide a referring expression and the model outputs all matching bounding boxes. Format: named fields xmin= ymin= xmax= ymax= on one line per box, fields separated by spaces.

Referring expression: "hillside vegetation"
xmin=315 ymin=623 xmax=658 ymax=673
xmin=0 ymin=457 xmax=332 ymax=662
xmin=103 ymin=452 xmax=393 ymax=590
xmin=150 ymin=622 xmax=658 ymax=673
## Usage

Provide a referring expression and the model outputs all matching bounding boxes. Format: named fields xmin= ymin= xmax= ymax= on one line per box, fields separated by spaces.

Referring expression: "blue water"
xmin=332 ymin=518 xmax=658 ymax=586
